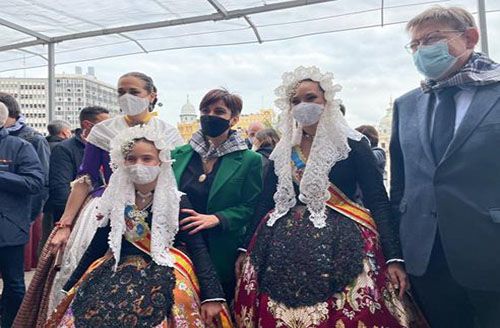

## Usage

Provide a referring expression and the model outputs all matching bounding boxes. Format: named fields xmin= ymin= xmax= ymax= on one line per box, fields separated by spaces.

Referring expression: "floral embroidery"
xmin=267 ymin=298 xmax=329 ymax=328
xmin=236 ymin=305 xmax=255 ymax=328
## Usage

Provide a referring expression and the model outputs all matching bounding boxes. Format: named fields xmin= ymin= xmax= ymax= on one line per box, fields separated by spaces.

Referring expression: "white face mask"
xmin=118 ymin=93 xmax=150 ymax=116
xmin=126 ymin=164 xmax=161 ymax=185
xmin=292 ymin=102 xmax=324 ymax=126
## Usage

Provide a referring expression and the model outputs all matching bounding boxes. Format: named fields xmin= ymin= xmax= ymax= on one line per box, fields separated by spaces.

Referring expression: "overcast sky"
xmin=1 ymin=0 xmax=498 ymax=128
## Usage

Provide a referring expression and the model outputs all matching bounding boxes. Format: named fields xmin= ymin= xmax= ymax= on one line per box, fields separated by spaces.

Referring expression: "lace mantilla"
xmin=87 ymin=115 xmax=183 ymax=152
xmin=96 ymin=125 xmax=182 ymax=269
xmin=268 ymin=66 xmax=363 ymax=228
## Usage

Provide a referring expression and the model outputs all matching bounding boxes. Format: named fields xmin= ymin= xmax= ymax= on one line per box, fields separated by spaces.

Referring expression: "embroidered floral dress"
xmin=46 ymin=196 xmax=232 ymax=328
xmin=235 ymin=142 xmax=420 ymax=328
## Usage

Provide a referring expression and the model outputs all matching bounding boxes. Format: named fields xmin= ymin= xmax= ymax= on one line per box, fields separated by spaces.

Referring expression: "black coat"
xmin=46 ymin=135 xmax=66 ymax=151
xmin=0 ymin=128 xmax=44 ymax=246
xmin=45 ymin=132 xmax=85 ymax=220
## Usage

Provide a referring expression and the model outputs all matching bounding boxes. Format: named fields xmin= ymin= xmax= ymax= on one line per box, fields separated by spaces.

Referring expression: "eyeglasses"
xmin=404 ymin=30 xmax=465 ymax=54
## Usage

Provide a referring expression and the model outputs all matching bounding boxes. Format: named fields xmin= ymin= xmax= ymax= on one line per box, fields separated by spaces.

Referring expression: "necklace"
xmin=198 ymin=158 xmax=211 ymax=183
xmin=136 ymin=190 xmax=153 ymax=206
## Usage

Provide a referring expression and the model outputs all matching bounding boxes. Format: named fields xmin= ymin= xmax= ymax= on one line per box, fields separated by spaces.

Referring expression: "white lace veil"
xmin=96 ymin=125 xmax=182 ymax=269
xmin=268 ymin=66 xmax=364 ymax=229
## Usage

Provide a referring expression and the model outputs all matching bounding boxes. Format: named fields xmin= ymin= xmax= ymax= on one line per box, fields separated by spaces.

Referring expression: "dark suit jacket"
xmin=390 ymin=82 xmax=500 ymax=291
xmin=45 ymin=133 xmax=85 ymax=220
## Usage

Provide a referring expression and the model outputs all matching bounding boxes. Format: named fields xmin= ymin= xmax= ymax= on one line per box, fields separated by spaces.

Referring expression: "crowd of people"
xmin=0 ymin=5 xmax=499 ymax=328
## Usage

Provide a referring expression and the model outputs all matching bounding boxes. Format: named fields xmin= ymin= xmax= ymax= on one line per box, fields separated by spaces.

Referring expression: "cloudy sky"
xmin=0 ymin=0 xmax=498 ymax=128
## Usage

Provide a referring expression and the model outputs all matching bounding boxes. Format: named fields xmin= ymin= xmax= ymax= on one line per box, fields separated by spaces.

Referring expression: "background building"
xmin=0 ymin=67 xmax=119 ymax=134
xmin=177 ymin=95 xmax=199 ymax=142
xmin=177 ymin=95 xmax=275 ymax=142
xmin=377 ymin=98 xmax=393 ymax=187
xmin=235 ymin=108 xmax=275 ymax=138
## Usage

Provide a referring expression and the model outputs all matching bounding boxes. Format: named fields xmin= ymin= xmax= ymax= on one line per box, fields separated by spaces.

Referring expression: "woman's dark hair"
xmin=355 ymin=125 xmax=379 ymax=147
xmin=199 ymin=89 xmax=242 ymax=117
xmin=0 ymin=92 xmax=21 ymax=118
xmin=255 ymin=128 xmax=280 ymax=150
xmin=119 ymin=72 xmax=158 ymax=111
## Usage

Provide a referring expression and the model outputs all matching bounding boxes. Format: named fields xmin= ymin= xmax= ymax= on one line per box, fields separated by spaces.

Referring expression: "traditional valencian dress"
xmin=45 ymin=197 xmax=232 ymax=328
xmin=235 ymin=144 xmax=419 ymax=328
xmin=48 ymin=114 xmax=183 ymax=311
xmin=235 ymin=66 xmax=422 ymax=328
xmin=13 ymin=115 xmax=183 ymax=328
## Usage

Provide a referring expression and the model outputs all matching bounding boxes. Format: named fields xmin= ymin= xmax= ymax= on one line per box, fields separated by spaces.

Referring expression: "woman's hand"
xmin=200 ymin=301 xmax=223 ymax=325
xmin=235 ymin=252 xmax=247 ymax=278
xmin=387 ymin=262 xmax=410 ymax=299
xmin=49 ymin=227 xmax=71 ymax=252
xmin=180 ymin=209 xmax=220 ymax=235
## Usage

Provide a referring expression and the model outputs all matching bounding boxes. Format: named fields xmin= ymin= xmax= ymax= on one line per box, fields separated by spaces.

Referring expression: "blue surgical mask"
xmin=412 ymin=41 xmax=458 ymax=80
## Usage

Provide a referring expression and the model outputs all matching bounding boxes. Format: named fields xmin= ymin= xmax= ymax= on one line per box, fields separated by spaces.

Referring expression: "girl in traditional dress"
xmin=234 ymin=67 xmax=418 ymax=328
xmin=46 ymin=125 xmax=231 ymax=327
xmin=14 ymin=72 xmax=183 ymax=327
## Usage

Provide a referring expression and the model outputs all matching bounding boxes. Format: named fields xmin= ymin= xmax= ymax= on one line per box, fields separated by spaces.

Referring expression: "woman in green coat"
xmin=172 ymin=89 xmax=263 ymax=302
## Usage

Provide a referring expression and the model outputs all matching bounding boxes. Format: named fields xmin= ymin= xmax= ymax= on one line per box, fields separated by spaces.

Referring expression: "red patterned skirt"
xmin=235 ymin=211 xmax=421 ymax=328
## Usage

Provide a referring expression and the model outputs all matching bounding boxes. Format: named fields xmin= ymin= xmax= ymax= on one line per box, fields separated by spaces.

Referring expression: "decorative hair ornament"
xmin=97 ymin=125 xmax=181 ymax=270
xmin=268 ymin=66 xmax=364 ymax=228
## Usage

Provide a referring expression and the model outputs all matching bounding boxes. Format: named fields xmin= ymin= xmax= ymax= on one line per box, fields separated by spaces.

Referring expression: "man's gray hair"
xmin=0 ymin=103 xmax=8 ymax=128
xmin=47 ymin=119 xmax=72 ymax=136
xmin=406 ymin=6 xmax=476 ymax=32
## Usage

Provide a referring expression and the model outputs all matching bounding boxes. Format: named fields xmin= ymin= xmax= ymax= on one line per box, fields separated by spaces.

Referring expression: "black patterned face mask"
xmin=200 ymin=115 xmax=230 ymax=138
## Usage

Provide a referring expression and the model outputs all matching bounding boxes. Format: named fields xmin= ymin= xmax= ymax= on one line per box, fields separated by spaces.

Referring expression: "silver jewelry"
xmin=136 ymin=190 xmax=153 ymax=205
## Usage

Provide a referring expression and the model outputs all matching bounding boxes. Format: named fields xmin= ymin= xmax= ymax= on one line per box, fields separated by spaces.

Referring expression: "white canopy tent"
xmin=0 ymin=0 xmax=492 ymax=121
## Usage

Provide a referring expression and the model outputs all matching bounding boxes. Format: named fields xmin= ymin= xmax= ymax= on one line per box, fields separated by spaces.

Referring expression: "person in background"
xmin=0 ymin=103 xmax=44 ymax=328
xmin=245 ymin=121 xmax=265 ymax=148
xmin=46 ymin=120 xmax=72 ymax=150
xmin=172 ymin=89 xmax=263 ymax=302
xmin=251 ymin=128 xmax=280 ymax=159
xmin=391 ymin=6 xmax=500 ymax=327
xmin=356 ymin=125 xmax=386 ymax=176
xmin=0 ymin=92 xmax=50 ymax=272
xmin=41 ymin=107 xmax=110 ymax=249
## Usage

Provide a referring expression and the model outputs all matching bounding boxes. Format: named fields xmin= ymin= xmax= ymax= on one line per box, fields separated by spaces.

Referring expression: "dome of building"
xmin=181 ymin=95 xmax=196 ymax=116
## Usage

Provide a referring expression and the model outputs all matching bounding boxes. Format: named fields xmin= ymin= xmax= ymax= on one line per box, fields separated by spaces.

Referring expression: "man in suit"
xmin=390 ymin=6 xmax=500 ymax=328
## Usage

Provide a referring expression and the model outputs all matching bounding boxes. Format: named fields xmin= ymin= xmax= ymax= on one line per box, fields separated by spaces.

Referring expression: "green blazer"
xmin=172 ymin=144 xmax=263 ymax=296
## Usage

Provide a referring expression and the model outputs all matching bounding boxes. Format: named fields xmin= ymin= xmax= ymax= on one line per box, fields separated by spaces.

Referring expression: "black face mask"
xmin=200 ymin=115 xmax=230 ymax=138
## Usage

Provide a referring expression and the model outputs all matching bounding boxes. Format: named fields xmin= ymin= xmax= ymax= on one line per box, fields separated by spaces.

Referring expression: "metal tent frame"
xmin=0 ymin=0 xmax=491 ymax=121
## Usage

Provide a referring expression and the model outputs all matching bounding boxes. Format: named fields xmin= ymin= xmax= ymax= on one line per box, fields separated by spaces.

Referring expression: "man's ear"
xmin=464 ymin=28 xmax=479 ymax=49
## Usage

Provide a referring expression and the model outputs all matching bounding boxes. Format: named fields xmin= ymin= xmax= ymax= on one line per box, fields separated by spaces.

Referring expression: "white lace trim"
xmin=69 ymin=174 xmax=92 ymax=190
xmin=87 ymin=115 xmax=183 ymax=151
xmin=96 ymin=124 xmax=181 ymax=269
xmin=268 ymin=66 xmax=363 ymax=229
